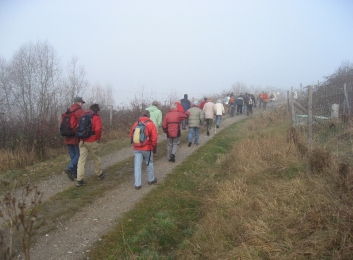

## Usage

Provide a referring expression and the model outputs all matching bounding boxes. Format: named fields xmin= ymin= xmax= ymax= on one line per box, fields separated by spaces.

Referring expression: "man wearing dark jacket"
xmin=180 ymin=94 xmax=191 ymax=130
xmin=236 ymin=93 xmax=244 ymax=115
xmin=162 ymin=103 xmax=188 ymax=162
xmin=63 ymin=96 xmax=86 ymax=181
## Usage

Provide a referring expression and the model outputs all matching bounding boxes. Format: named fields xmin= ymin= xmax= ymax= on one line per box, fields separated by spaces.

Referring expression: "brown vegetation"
xmin=174 ymin=107 xmax=353 ymax=259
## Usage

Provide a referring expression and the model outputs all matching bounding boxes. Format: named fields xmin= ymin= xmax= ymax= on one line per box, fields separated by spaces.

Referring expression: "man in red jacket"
xmin=162 ymin=103 xmax=188 ymax=163
xmin=76 ymin=104 xmax=104 ymax=187
xmin=129 ymin=110 xmax=158 ymax=190
xmin=63 ymin=96 xmax=86 ymax=181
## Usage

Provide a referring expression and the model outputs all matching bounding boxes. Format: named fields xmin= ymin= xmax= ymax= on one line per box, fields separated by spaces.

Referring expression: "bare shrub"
xmin=0 ymin=180 xmax=43 ymax=260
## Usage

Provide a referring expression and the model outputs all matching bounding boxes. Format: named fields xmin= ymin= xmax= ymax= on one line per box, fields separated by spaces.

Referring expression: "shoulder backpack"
xmin=248 ymin=98 xmax=253 ymax=105
xmin=270 ymin=93 xmax=274 ymax=99
xmin=60 ymin=107 xmax=80 ymax=137
xmin=132 ymin=120 xmax=151 ymax=147
xmin=229 ymin=96 xmax=235 ymax=103
xmin=76 ymin=112 xmax=96 ymax=139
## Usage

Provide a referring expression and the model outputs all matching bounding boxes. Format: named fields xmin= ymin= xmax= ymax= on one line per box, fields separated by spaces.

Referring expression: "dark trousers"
xmin=247 ymin=105 xmax=253 ymax=115
xmin=230 ymin=105 xmax=235 ymax=116
xmin=237 ymin=105 xmax=243 ymax=115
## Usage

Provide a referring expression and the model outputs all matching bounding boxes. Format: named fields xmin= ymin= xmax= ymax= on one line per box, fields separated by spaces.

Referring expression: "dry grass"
xmin=175 ymin=108 xmax=353 ymax=259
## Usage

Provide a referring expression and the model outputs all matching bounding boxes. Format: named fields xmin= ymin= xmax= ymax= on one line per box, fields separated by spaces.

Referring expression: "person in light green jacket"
xmin=146 ymin=101 xmax=162 ymax=154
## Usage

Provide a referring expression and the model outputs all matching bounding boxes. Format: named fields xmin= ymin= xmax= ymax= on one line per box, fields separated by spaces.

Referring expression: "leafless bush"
xmin=0 ymin=180 xmax=43 ymax=260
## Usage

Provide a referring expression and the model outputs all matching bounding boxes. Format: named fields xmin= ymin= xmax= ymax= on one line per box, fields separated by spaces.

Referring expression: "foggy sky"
xmin=1 ymin=0 xmax=353 ymax=106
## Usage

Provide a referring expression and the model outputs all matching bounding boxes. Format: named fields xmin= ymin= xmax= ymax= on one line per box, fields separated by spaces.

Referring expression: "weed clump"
xmin=308 ymin=148 xmax=332 ymax=174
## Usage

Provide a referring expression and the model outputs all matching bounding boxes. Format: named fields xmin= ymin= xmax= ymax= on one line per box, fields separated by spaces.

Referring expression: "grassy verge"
xmin=87 ymin=117 xmax=249 ymax=259
xmin=88 ymin=108 xmax=353 ymax=259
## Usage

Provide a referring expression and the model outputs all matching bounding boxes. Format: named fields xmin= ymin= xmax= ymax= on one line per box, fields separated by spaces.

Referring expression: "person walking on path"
xmin=129 ymin=110 xmax=158 ymax=190
xmin=180 ymin=94 xmax=191 ymax=130
xmin=198 ymin=97 xmax=208 ymax=110
xmin=253 ymin=91 xmax=258 ymax=108
xmin=223 ymin=94 xmax=230 ymax=114
xmin=76 ymin=104 xmax=104 ymax=187
xmin=185 ymin=101 xmax=204 ymax=146
xmin=214 ymin=99 xmax=225 ymax=128
xmin=269 ymin=91 xmax=276 ymax=109
xmin=236 ymin=93 xmax=244 ymax=115
xmin=63 ymin=96 xmax=86 ymax=181
xmin=262 ymin=92 xmax=270 ymax=111
xmin=244 ymin=93 xmax=254 ymax=116
xmin=162 ymin=103 xmax=188 ymax=162
xmin=146 ymin=100 xmax=162 ymax=154
xmin=259 ymin=91 xmax=264 ymax=109
xmin=174 ymin=100 xmax=184 ymax=113
xmin=250 ymin=93 xmax=256 ymax=109
xmin=203 ymin=97 xmax=215 ymax=136
xmin=229 ymin=93 xmax=236 ymax=116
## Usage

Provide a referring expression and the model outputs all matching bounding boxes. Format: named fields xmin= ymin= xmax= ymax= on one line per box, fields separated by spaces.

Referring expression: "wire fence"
xmin=289 ymin=83 xmax=353 ymax=161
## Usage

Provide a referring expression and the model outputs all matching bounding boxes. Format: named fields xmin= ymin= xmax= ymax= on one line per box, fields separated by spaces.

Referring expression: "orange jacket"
xmin=262 ymin=93 xmax=270 ymax=102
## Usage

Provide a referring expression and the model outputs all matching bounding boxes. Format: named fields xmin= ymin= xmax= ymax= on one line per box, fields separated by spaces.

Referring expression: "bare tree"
xmin=0 ymin=57 xmax=14 ymax=119
xmin=9 ymin=41 xmax=61 ymax=123
xmin=60 ymin=57 xmax=89 ymax=108
xmin=85 ymin=82 xmax=115 ymax=109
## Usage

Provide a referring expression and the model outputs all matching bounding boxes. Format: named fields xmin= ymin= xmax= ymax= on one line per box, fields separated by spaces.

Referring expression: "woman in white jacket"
xmin=203 ymin=98 xmax=215 ymax=136
xmin=214 ymin=99 xmax=225 ymax=128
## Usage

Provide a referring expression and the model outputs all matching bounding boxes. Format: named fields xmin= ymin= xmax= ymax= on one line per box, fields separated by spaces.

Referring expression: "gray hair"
xmin=141 ymin=110 xmax=150 ymax=117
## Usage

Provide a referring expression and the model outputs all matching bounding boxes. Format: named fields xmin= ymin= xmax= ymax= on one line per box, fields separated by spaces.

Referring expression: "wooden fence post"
xmin=291 ymin=86 xmax=295 ymax=126
xmin=308 ymin=85 xmax=313 ymax=149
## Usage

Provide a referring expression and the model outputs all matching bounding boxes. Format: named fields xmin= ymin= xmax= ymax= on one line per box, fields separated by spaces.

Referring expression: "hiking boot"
xmin=135 ymin=186 xmax=141 ymax=190
xmin=97 ymin=172 xmax=105 ymax=180
xmin=216 ymin=125 xmax=219 ymax=128
xmin=64 ymin=169 xmax=74 ymax=181
xmin=76 ymin=179 xmax=86 ymax=187
xmin=148 ymin=178 xmax=157 ymax=185
xmin=169 ymin=154 xmax=175 ymax=162
xmin=188 ymin=142 xmax=192 ymax=147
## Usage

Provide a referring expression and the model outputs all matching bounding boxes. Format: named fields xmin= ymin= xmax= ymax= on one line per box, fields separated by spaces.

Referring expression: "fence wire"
xmin=291 ymin=83 xmax=353 ymax=161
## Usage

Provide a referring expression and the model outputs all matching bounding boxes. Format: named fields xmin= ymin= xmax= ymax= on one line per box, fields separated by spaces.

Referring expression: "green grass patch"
xmin=87 ymin=118 xmax=250 ymax=259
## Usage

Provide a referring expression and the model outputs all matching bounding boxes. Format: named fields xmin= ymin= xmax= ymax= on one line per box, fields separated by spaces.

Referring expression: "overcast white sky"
xmin=1 ymin=0 xmax=353 ymax=105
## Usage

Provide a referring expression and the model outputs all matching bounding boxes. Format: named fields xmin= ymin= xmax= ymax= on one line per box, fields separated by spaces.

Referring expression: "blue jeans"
xmin=134 ymin=150 xmax=155 ymax=187
xmin=215 ymin=115 xmax=222 ymax=126
xmin=67 ymin=144 xmax=80 ymax=178
xmin=188 ymin=127 xmax=200 ymax=144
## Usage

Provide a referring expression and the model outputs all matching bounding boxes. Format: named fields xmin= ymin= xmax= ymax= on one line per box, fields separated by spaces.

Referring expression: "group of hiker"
xmin=62 ymin=91 xmax=277 ymax=189
xmin=130 ymin=94 xmax=227 ymax=189
xmin=223 ymin=91 xmax=277 ymax=116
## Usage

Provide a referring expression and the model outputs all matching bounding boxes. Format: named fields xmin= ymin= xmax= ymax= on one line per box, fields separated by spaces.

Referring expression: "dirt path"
xmin=26 ymin=113 xmax=246 ymax=260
